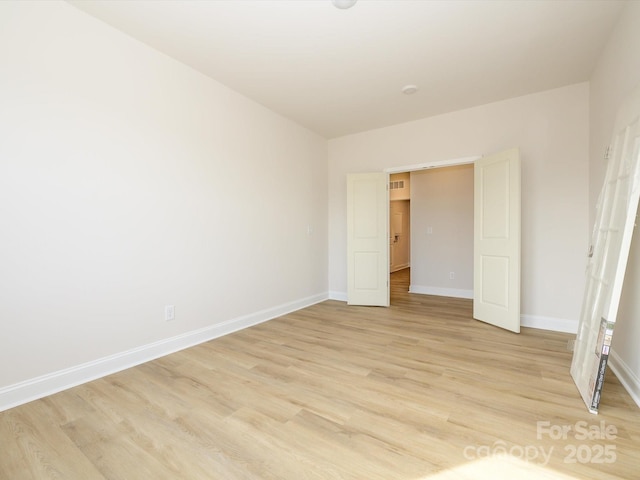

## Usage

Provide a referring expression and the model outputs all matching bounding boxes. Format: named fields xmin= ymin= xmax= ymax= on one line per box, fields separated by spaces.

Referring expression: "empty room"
xmin=1 ymin=1 xmax=640 ymax=479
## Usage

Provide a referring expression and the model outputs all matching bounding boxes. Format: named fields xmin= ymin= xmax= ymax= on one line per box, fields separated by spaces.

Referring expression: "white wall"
xmin=0 ymin=1 xmax=327 ymax=406
xmin=410 ymin=165 xmax=474 ymax=298
xmin=329 ymin=83 xmax=590 ymax=331
xmin=589 ymin=0 xmax=640 ymax=407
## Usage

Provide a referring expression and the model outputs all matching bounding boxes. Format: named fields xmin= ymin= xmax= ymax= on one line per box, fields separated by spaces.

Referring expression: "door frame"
xmin=348 ymin=154 xmax=491 ymax=306
xmin=385 ymin=156 xmax=482 ymax=174
xmin=383 ymin=155 xmax=482 ymax=301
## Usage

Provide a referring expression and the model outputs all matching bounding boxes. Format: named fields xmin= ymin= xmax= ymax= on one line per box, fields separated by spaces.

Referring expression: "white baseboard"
xmin=520 ymin=314 xmax=578 ymax=334
xmin=0 ymin=292 xmax=328 ymax=412
xmin=329 ymin=291 xmax=348 ymax=302
xmin=608 ymin=350 xmax=640 ymax=409
xmin=409 ymin=285 xmax=473 ymax=299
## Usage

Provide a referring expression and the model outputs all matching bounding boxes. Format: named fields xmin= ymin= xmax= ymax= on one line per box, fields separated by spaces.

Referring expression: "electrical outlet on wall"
xmin=165 ymin=305 xmax=175 ymax=321
xmin=449 ymin=272 xmax=455 ymax=280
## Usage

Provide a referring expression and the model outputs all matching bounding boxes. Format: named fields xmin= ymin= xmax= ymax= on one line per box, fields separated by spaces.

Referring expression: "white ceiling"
xmin=67 ymin=0 xmax=625 ymax=139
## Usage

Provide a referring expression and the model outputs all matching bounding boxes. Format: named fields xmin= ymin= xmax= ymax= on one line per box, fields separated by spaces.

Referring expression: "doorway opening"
xmin=388 ymin=164 xmax=474 ymax=306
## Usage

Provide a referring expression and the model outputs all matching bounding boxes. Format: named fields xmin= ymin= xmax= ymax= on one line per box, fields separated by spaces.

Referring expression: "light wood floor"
xmin=1 ymin=268 xmax=639 ymax=479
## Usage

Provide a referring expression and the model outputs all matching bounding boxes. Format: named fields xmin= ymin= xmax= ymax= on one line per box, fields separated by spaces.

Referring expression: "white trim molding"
xmin=0 ymin=293 xmax=328 ymax=412
xmin=329 ymin=291 xmax=348 ymax=302
xmin=384 ymin=155 xmax=481 ymax=174
xmin=520 ymin=314 xmax=578 ymax=334
xmin=409 ymin=285 xmax=473 ymax=299
xmin=608 ymin=350 xmax=640 ymax=409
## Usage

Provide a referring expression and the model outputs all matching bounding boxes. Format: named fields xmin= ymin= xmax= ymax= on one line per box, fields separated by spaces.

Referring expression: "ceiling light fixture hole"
xmin=402 ymin=85 xmax=418 ymax=95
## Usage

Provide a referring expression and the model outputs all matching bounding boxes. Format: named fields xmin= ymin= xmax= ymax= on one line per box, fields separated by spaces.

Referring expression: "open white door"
xmin=347 ymin=172 xmax=390 ymax=306
xmin=571 ymin=84 xmax=640 ymax=414
xmin=473 ymin=148 xmax=521 ymax=333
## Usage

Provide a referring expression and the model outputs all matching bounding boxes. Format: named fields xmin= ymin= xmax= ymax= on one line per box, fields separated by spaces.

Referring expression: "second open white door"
xmin=347 ymin=172 xmax=390 ymax=306
xmin=473 ymin=148 xmax=521 ymax=333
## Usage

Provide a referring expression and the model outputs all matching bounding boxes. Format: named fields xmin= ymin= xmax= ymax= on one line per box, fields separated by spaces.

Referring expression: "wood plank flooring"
xmin=1 ymin=268 xmax=639 ymax=479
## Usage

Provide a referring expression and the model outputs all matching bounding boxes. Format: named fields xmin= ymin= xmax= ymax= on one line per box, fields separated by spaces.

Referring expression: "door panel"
xmin=474 ymin=148 xmax=521 ymax=333
xmin=480 ymin=255 xmax=509 ymax=306
xmin=347 ymin=173 xmax=389 ymax=306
